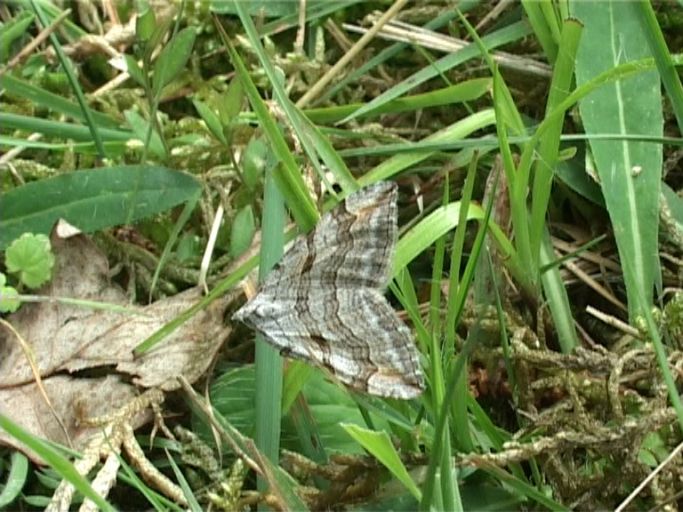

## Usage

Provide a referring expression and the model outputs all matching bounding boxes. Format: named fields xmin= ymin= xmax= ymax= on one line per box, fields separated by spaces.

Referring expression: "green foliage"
xmin=0 ymin=10 xmax=35 ymax=59
xmin=0 ymin=273 xmax=21 ymax=313
xmin=5 ymin=233 xmax=54 ymax=289
xmin=0 ymin=165 xmax=201 ymax=250
xmin=0 ymin=451 xmax=29 ymax=509
xmin=574 ymin=1 xmax=662 ymax=320
xmin=152 ymin=27 xmax=197 ymax=98
xmin=229 ymin=205 xmax=255 ymax=258
xmin=3 ymin=1 xmax=683 ymax=510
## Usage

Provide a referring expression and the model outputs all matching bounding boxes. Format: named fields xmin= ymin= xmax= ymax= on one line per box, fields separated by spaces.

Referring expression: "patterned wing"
xmin=255 ymin=181 xmax=398 ymax=295
xmin=236 ymin=288 xmax=424 ymax=399
xmin=233 ymin=181 xmax=424 ymax=399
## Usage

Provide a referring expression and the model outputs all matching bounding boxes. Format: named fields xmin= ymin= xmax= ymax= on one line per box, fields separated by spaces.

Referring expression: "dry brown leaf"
xmin=0 ymin=228 xmax=231 ymax=463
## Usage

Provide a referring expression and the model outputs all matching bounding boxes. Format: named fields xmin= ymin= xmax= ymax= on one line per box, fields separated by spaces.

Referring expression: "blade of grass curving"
xmin=429 ymin=183 xmax=449 ymax=337
xmin=29 ymin=0 xmax=105 ymax=158
xmin=341 ymin=20 xmax=532 ymax=123
xmin=455 ymin=9 xmax=536 ymax=297
xmin=214 ymin=16 xmax=318 ymax=232
xmin=531 ymin=19 xmax=582 ymax=352
xmin=254 ymin=171 xmax=285 ymax=469
xmin=393 ymin=201 xmax=521 ymax=285
xmin=342 ymin=424 xmax=422 ymax=501
xmin=444 ymin=155 xmax=478 ymax=455
xmin=573 ymin=1 xmax=662 ymax=319
xmin=637 ymin=1 xmax=683 ymax=133
xmin=0 ymin=451 xmax=28 ymax=509
xmin=165 ymin=450 xmax=201 ymax=512
xmin=0 ymin=414 xmax=114 ymax=512
xmin=359 ymin=109 xmax=496 ymax=185
xmin=135 ymin=254 xmax=257 ymax=354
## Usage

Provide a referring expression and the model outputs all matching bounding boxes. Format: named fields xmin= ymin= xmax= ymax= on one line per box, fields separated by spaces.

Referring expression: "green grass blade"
xmin=342 ymin=424 xmax=422 ymax=501
xmin=0 ymin=113 xmax=131 ymax=142
xmin=342 ymin=20 xmax=532 ymax=123
xmin=637 ymin=1 xmax=683 ymax=132
xmin=254 ymin=171 xmax=285 ymax=468
xmin=0 ymin=75 xmax=119 ymax=128
xmin=305 ymin=78 xmax=491 ymax=125
xmin=229 ymin=2 xmax=357 ymax=194
xmin=360 ymin=109 xmax=496 ymax=185
xmin=540 ymin=229 xmax=579 ymax=352
xmin=529 ymin=18 xmax=582 ymax=259
xmin=521 ymin=0 xmax=558 ymax=62
xmin=29 ymin=0 xmax=105 ymax=158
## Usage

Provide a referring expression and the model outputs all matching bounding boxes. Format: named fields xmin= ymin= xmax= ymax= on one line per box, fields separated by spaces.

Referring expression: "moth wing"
xmin=237 ymin=288 xmax=424 ymax=400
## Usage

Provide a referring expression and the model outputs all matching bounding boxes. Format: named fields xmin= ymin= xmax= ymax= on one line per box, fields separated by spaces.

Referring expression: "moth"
xmin=233 ymin=181 xmax=424 ymax=399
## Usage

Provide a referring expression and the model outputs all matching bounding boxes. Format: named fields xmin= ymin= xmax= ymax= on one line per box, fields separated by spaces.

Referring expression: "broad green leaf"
xmin=152 ymin=27 xmax=197 ymax=97
xmin=342 ymin=424 xmax=422 ymax=501
xmin=573 ymin=1 xmax=662 ymax=318
xmin=5 ymin=233 xmax=54 ymax=289
xmin=0 ymin=165 xmax=200 ymax=250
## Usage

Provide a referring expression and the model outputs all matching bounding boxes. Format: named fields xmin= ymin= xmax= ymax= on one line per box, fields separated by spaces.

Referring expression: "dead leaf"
xmin=0 ymin=229 xmax=231 ymax=463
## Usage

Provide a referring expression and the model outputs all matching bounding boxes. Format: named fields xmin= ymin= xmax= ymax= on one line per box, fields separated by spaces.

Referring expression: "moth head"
xmin=232 ymin=294 xmax=280 ymax=328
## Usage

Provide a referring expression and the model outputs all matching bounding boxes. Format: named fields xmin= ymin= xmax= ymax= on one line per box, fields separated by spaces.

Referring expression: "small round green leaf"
xmin=0 ymin=273 xmax=20 ymax=313
xmin=5 ymin=233 xmax=55 ymax=289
